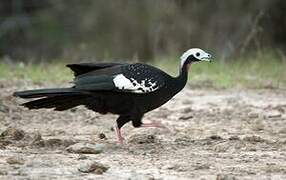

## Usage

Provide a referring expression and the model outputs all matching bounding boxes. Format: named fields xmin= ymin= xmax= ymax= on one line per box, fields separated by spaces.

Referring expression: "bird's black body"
xmin=15 ymin=62 xmax=188 ymax=128
xmin=14 ymin=48 xmax=212 ymax=142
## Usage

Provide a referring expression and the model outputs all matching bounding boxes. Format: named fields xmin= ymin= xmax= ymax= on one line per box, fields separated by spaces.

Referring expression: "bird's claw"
xmin=115 ymin=125 xmax=125 ymax=145
xmin=117 ymin=136 xmax=125 ymax=145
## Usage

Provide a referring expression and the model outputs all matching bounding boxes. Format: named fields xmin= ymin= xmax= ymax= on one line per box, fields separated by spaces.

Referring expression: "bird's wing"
xmin=73 ymin=63 xmax=166 ymax=94
xmin=66 ymin=62 xmax=125 ymax=76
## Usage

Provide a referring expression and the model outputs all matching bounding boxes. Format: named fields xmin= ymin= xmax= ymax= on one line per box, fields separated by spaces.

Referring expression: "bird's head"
xmin=180 ymin=48 xmax=212 ymax=68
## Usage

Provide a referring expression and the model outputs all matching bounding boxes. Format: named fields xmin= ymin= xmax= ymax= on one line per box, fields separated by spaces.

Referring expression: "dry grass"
xmin=1 ymin=52 xmax=286 ymax=89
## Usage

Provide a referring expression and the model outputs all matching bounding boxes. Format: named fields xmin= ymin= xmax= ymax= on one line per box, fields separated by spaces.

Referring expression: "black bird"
xmin=14 ymin=48 xmax=212 ymax=143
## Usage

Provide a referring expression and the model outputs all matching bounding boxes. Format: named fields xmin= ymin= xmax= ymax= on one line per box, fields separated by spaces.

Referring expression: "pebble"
xmin=29 ymin=133 xmax=45 ymax=147
xmin=0 ymin=170 xmax=8 ymax=175
xmin=127 ymin=172 xmax=155 ymax=180
xmin=216 ymin=174 xmax=236 ymax=180
xmin=66 ymin=142 xmax=105 ymax=154
xmin=78 ymin=155 xmax=88 ymax=160
xmin=194 ymin=164 xmax=210 ymax=170
xmin=0 ymin=100 xmax=9 ymax=113
xmin=98 ymin=133 xmax=107 ymax=139
xmin=161 ymin=163 xmax=186 ymax=172
xmin=78 ymin=161 xmax=109 ymax=174
xmin=228 ymin=136 xmax=240 ymax=141
xmin=278 ymin=127 xmax=286 ymax=134
xmin=252 ymin=120 xmax=264 ymax=131
xmin=128 ymin=134 xmax=156 ymax=144
xmin=174 ymin=136 xmax=194 ymax=146
xmin=265 ymin=110 xmax=282 ymax=118
xmin=44 ymin=138 xmax=74 ymax=148
xmin=162 ymin=164 xmax=177 ymax=170
xmin=6 ymin=157 xmax=25 ymax=165
xmin=247 ymin=111 xmax=259 ymax=118
xmin=179 ymin=114 xmax=193 ymax=120
xmin=181 ymin=107 xmax=193 ymax=113
xmin=243 ymin=135 xmax=265 ymax=142
xmin=0 ymin=127 xmax=25 ymax=141
xmin=208 ymin=135 xmax=222 ymax=140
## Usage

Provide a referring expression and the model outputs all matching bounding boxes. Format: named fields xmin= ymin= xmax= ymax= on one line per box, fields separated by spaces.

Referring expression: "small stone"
xmin=252 ymin=120 xmax=265 ymax=131
xmin=31 ymin=133 xmax=42 ymax=142
xmin=179 ymin=114 xmax=193 ymax=120
xmin=209 ymin=135 xmax=222 ymax=140
xmin=29 ymin=133 xmax=44 ymax=147
xmin=66 ymin=143 xmax=105 ymax=154
xmin=6 ymin=157 xmax=25 ymax=165
xmin=0 ymin=100 xmax=9 ymax=113
xmin=278 ymin=127 xmax=286 ymax=134
xmin=213 ymin=143 xmax=229 ymax=152
xmin=0 ymin=170 xmax=8 ymax=175
xmin=182 ymin=107 xmax=193 ymax=113
xmin=265 ymin=110 xmax=281 ymax=118
xmin=70 ymin=108 xmax=77 ymax=113
xmin=98 ymin=133 xmax=107 ymax=139
xmin=44 ymin=138 xmax=75 ymax=148
xmin=45 ymin=139 xmax=63 ymax=148
xmin=222 ymin=108 xmax=233 ymax=116
xmin=243 ymin=135 xmax=265 ymax=142
xmin=162 ymin=163 xmax=186 ymax=172
xmin=78 ymin=155 xmax=88 ymax=160
xmin=174 ymin=136 xmax=194 ymax=146
xmin=182 ymin=100 xmax=192 ymax=105
xmin=229 ymin=136 xmax=239 ymax=141
xmin=162 ymin=164 xmax=176 ymax=170
xmin=194 ymin=164 xmax=210 ymax=170
xmin=0 ymin=140 xmax=11 ymax=148
xmin=78 ymin=161 xmax=109 ymax=174
xmin=127 ymin=172 xmax=155 ymax=180
xmin=128 ymin=134 xmax=156 ymax=144
xmin=0 ymin=127 xmax=25 ymax=141
xmin=216 ymin=174 xmax=236 ymax=180
xmin=248 ymin=111 xmax=259 ymax=118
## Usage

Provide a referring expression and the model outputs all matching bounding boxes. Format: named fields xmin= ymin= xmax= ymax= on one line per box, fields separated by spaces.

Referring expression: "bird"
xmin=13 ymin=48 xmax=212 ymax=144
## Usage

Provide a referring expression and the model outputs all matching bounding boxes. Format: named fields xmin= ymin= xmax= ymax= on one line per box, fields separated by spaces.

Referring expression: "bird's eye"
xmin=196 ymin=52 xmax=200 ymax=57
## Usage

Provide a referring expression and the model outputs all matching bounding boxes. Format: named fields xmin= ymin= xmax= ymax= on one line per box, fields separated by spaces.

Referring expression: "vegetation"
xmin=1 ymin=51 xmax=285 ymax=89
xmin=156 ymin=51 xmax=286 ymax=88
xmin=0 ymin=62 xmax=70 ymax=83
xmin=1 ymin=1 xmax=285 ymax=89
xmin=1 ymin=1 xmax=286 ymax=62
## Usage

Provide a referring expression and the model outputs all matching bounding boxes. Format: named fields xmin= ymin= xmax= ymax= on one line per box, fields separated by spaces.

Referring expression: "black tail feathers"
xmin=14 ymin=88 xmax=89 ymax=111
xmin=22 ymin=95 xmax=89 ymax=111
xmin=13 ymin=88 xmax=82 ymax=99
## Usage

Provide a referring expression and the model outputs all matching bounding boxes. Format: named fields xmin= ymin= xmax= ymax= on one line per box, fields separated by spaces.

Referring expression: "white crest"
xmin=180 ymin=48 xmax=212 ymax=67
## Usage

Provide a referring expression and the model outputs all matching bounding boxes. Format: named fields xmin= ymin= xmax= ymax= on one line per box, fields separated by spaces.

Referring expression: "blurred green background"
xmin=0 ymin=0 xmax=286 ymax=88
xmin=1 ymin=0 xmax=286 ymax=61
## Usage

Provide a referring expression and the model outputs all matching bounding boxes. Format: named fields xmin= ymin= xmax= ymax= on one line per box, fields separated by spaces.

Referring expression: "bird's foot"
xmin=115 ymin=125 xmax=125 ymax=145
xmin=141 ymin=120 xmax=170 ymax=132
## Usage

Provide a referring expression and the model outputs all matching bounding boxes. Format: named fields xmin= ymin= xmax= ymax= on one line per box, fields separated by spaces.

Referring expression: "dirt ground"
xmin=1 ymin=80 xmax=286 ymax=180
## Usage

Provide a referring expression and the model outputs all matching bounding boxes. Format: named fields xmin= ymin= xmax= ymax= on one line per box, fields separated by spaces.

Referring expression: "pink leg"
xmin=115 ymin=125 xmax=125 ymax=144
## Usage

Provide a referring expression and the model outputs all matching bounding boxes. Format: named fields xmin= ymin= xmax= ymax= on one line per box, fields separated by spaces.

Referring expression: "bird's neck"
xmin=173 ymin=63 xmax=189 ymax=92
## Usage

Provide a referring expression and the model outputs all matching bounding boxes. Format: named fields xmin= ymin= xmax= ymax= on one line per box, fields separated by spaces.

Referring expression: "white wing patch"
xmin=113 ymin=74 xmax=158 ymax=93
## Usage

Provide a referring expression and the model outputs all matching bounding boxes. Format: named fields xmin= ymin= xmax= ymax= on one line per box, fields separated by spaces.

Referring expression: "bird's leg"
xmin=115 ymin=115 xmax=130 ymax=144
xmin=115 ymin=125 xmax=125 ymax=145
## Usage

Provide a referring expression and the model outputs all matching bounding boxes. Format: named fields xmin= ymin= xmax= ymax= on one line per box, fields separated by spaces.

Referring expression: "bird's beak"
xmin=200 ymin=53 xmax=212 ymax=62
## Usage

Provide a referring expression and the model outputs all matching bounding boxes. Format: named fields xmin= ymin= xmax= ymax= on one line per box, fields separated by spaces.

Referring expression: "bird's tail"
xmin=13 ymin=88 xmax=89 ymax=111
xmin=13 ymin=88 xmax=81 ymax=99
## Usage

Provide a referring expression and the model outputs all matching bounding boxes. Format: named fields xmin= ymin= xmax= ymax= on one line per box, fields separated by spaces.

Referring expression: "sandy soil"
xmin=1 ymin=80 xmax=286 ymax=180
